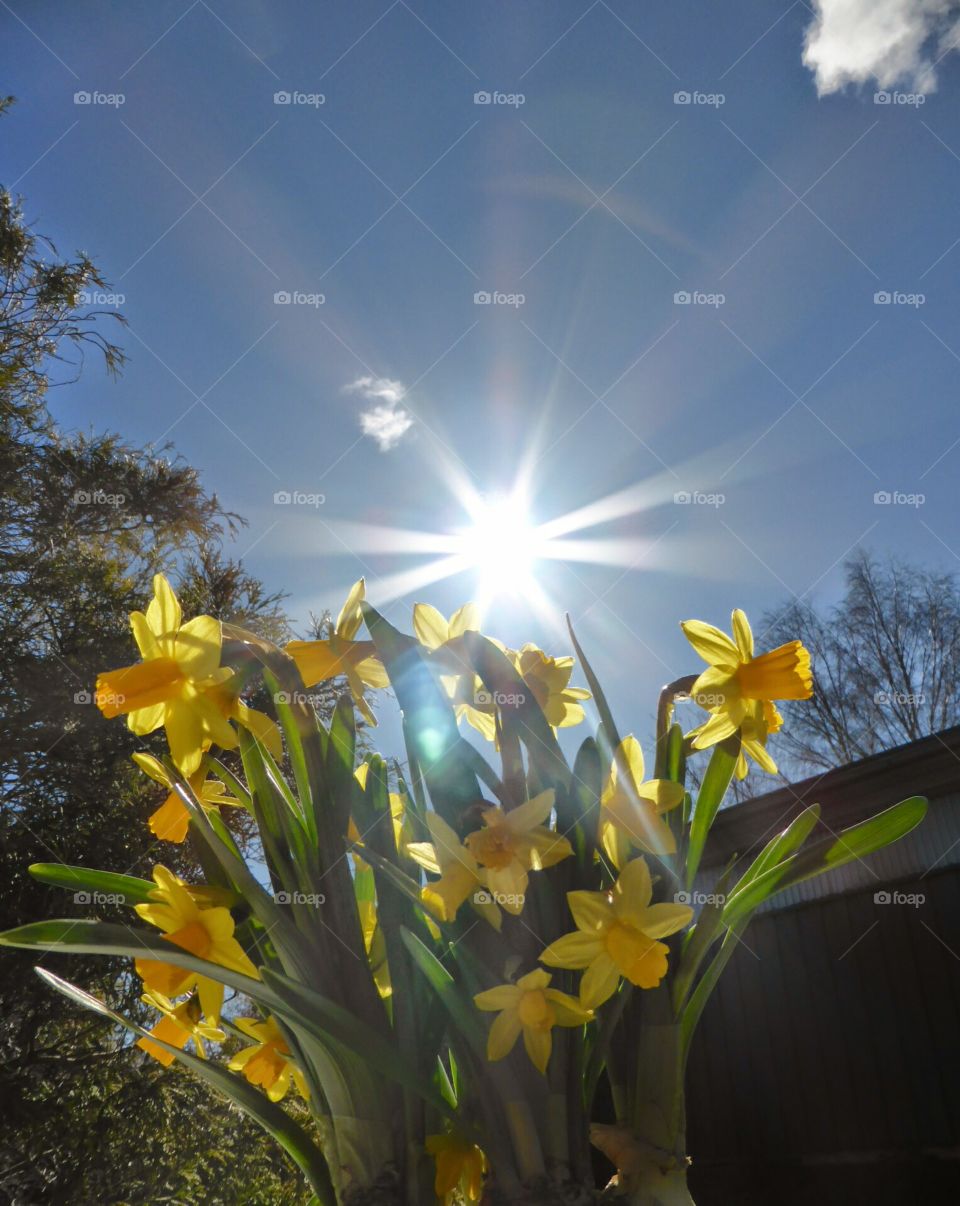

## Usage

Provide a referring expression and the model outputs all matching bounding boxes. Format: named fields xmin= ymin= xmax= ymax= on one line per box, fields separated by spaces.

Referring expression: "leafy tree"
xmin=0 ymin=102 xmax=309 ymax=1203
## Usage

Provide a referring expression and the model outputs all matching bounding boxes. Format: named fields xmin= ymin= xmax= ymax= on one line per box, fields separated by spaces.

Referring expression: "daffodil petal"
xmin=486 ymin=1009 xmax=522 ymax=1061
xmin=540 ymin=930 xmax=603 ymax=969
xmin=731 ymin=609 xmax=754 ymax=661
xmin=680 ymin=620 xmax=740 ymax=666
xmin=522 ymin=1025 xmax=551 ymax=1074
xmin=579 ymin=954 xmax=621 ymax=1010
xmin=639 ymin=902 xmax=694 ymax=939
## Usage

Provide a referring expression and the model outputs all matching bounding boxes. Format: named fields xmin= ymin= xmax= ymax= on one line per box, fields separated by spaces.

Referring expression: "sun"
xmin=457 ymin=492 xmax=540 ymax=597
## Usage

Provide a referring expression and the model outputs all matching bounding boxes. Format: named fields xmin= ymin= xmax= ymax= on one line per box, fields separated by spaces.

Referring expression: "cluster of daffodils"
xmin=74 ymin=570 xmax=821 ymax=1203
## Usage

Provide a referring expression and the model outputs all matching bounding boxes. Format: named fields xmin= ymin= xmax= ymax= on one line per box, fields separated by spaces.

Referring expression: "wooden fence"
xmin=686 ymin=728 xmax=960 ymax=1205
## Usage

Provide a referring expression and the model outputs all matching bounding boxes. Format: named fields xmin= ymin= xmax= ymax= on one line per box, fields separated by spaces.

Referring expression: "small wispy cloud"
xmin=344 ymin=375 xmax=414 ymax=451
xmin=803 ymin=0 xmax=960 ymax=95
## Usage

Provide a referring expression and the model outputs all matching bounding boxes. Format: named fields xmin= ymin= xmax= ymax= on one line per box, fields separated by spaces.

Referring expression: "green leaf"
xmin=566 ymin=615 xmax=619 ymax=761
xmin=721 ymin=796 xmax=927 ymax=929
xmin=685 ymin=739 xmax=739 ymax=889
xmin=261 ymin=967 xmax=457 ymax=1121
xmin=362 ymin=603 xmax=480 ymax=826
xmin=350 ymin=843 xmax=427 ymax=914
xmin=571 ymin=736 xmax=602 ymax=871
xmin=36 ymin=968 xmax=336 ymax=1203
xmin=399 ymin=926 xmax=486 ymax=1055
xmin=28 ymin=864 xmax=157 ymax=906
xmin=728 ymin=803 xmax=821 ymax=901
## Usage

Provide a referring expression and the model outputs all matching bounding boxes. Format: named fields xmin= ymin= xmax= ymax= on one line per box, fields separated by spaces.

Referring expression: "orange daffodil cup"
xmin=16 ymin=566 xmax=927 ymax=1206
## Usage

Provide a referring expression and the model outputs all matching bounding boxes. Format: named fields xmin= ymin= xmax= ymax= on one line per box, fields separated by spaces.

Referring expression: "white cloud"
xmin=803 ymin=0 xmax=960 ymax=95
xmin=343 ymin=375 xmax=414 ymax=451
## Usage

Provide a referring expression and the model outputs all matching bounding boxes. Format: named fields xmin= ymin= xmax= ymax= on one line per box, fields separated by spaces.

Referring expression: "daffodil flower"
xmin=407 ymin=812 xmax=502 ymax=929
xmin=681 ymin=610 xmax=812 ymax=750
xmin=132 ymin=753 xmax=243 ymax=843
xmin=413 ymin=602 xmax=499 ymax=741
xmin=473 ymin=968 xmax=592 ymax=1074
xmin=134 ymin=866 xmax=259 ymax=1025
xmin=286 ymin=579 xmax=389 ymax=726
xmin=228 ymin=1015 xmax=309 ymax=1101
xmin=96 ymin=574 xmax=236 ymax=775
xmin=135 ymin=990 xmax=225 ymax=1066
xmin=540 ymin=858 xmax=693 ymax=1009
xmin=424 ymin=1132 xmax=486 ymax=1204
xmin=463 ymin=790 xmax=573 ymax=913
xmin=600 ymin=736 xmax=685 ymax=863
xmin=511 ymin=644 xmax=590 ymax=730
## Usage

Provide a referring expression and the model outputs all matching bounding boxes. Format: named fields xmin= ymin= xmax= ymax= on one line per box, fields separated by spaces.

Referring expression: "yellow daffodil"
xmin=424 ymin=1132 xmax=486 ymax=1204
xmin=407 ymin=812 xmax=502 ymax=930
xmin=473 ymin=968 xmax=592 ymax=1074
xmin=96 ymin=574 xmax=236 ymax=775
xmin=511 ymin=644 xmax=590 ymax=730
xmin=134 ymin=866 xmax=259 ymax=1025
xmin=413 ymin=602 xmax=498 ymax=741
xmin=540 ymin=858 xmax=693 ymax=1009
xmin=135 ymin=990 xmax=224 ymax=1066
xmin=132 ymin=753 xmax=243 ymax=843
xmin=600 ymin=736 xmax=684 ymax=863
xmin=681 ymin=610 xmax=812 ymax=750
xmin=228 ymin=1015 xmax=308 ymax=1101
xmin=463 ymin=790 xmax=572 ymax=913
xmin=286 ymin=579 xmax=389 ymax=726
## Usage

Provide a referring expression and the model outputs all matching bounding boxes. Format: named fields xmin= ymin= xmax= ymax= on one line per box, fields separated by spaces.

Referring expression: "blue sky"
xmin=5 ymin=0 xmax=960 ymax=756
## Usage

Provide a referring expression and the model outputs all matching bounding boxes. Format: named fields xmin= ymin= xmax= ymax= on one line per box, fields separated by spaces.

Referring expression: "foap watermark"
xmin=675 ymin=890 xmax=726 ymax=906
xmin=474 ymin=90 xmax=525 ymax=107
xmin=74 ymin=891 xmax=126 ymax=905
xmin=74 ymin=90 xmax=125 ymax=107
xmin=474 ymin=290 xmax=525 ymax=307
xmin=75 ymin=688 xmax=123 ymax=707
xmin=674 ymin=489 xmax=725 ymax=507
xmin=78 ymin=289 xmax=125 ymax=307
xmin=874 ymin=889 xmax=925 ymax=907
xmin=874 ymin=90 xmax=925 ymax=107
xmin=274 ymin=290 xmax=325 ymax=307
xmin=274 ymin=90 xmax=325 ymax=107
xmin=273 ymin=489 xmax=325 ymax=507
xmin=274 ymin=690 xmax=327 ymax=707
xmin=873 ymin=490 xmax=924 ymax=507
xmin=475 ymin=689 xmax=526 ymax=707
xmin=874 ymin=690 xmax=925 ymax=706
xmin=73 ymin=488 xmax=126 ymax=508
xmin=874 ymin=290 xmax=925 ymax=307
xmin=674 ymin=90 xmax=725 ymax=107
xmin=674 ymin=290 xmax=725 ymax=307
xmin=473 ymin=889 xmax=525 ymax=909
xmin=275 ymin=890 xmax=326 ymax=906
xmin=692 ymin=691 xmax=726 ymax=708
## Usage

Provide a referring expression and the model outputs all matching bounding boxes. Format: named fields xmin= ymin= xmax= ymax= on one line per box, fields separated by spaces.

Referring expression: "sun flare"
xmin=456 ymin=493 xmax=540 ymax=597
